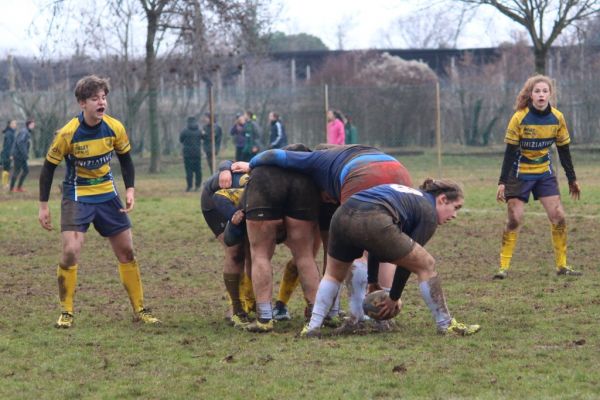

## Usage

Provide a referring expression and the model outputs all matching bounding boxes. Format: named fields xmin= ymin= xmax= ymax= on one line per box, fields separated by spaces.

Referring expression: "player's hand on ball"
xmin=363 ymin=290 xmax=402 ymax=320
xmin=376 ymin=296 xmax=402 ymax=320
xmin=367 ymin=283 xmax=382 ymax=294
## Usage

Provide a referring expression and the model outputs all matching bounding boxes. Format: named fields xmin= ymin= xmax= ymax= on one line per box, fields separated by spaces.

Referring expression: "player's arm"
xmin=367 ymin=253 xmax=382 ymax=293
xmin=556 ymin=144 xmax=580 ymax=200
xmin=38 ymin=160 xmax=58 ymax=231
xmin=117 ymin=152 xmax=135 ymax=213
xmin=497 ymin=143 xmax=519 ymax=203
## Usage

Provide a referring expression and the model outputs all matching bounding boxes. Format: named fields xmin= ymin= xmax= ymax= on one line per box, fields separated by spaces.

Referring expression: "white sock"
xmin=419 ymin=277 xmax=452 ymax=329
xmin=308 ymin=279 xmax=341 ymax=330
xmin=256 ymin=302 xmax=272 ymax=321
xmin=327 ymin=286 xmax=342 ymax=318
xmin=346 ymin=259 xmax=367 ymax=322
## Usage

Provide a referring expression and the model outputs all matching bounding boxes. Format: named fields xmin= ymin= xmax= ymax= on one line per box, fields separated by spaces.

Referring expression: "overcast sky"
xmin=0 ymin=0 xmax=520 ymax=58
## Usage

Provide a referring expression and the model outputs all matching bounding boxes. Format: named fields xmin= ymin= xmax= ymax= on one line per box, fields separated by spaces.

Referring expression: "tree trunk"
xmin=534 ymin=46 xmax=547 ymax=75
xmin=146 ymin=10 xmax=160 ymax=173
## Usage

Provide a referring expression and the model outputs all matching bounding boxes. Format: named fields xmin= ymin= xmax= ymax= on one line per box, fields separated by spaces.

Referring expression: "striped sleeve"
xmin=504 ymin=112 xmax=521 ymax=146
xmin=112 ymin=119 xmax=131 ymax=154
xmin=45 ymin=130 xmax=70 ymax=165
xmin=555 ymin=110 xmax=571 ymax=146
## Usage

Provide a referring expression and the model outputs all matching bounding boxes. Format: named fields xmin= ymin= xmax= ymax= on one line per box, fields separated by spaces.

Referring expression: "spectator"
xmin=201 ymin=113 xmax=222 ymax=174
xmin=268 ymin=112 xmax=288 ymax=149
xmin=327 ymin=109 xmax=345 ymax=145
xmin=179 ymin=116 xmax=203 ymax=192
xmin=10 ymin=119 xmax=33 ymax=193
xmin=230 ymin=113 xmax=247 ymax=162
xmin=241 ymin=111 xmax=262 ymax=162
xmin=1 ymin=119 xmax=16 ymax=189
xmin=344 ymin=114 xmax=358 ymax=145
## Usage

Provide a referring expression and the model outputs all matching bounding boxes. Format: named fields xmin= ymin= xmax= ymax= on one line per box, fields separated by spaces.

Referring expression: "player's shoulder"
xmin=511 ymin=108 xmax=529 ymax=123
xmin=56 ymin=117 xmax=81 ymax=141
xmin=102 ymin=114 xmax=126 ymax=133
xmin=550 ymin=106 xmax=565 ymax=120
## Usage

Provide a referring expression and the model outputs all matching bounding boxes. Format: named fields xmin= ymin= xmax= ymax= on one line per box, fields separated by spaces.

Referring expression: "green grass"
xmin=1 ymin=150 xmax=600 ymax=399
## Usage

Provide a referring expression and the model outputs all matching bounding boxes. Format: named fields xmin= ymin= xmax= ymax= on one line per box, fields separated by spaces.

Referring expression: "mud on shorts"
xmin=340 ymin=160 xmax=413 ymax=203
xmin=504 ymin=174 xmax=560 ymax=203
xmin=61 ymin=197 xmax=131 ymax=237
xmin=328 ymin=198 xmax=415 ymax=263
xmin=244 ymin=166 xmax=319 ymax=221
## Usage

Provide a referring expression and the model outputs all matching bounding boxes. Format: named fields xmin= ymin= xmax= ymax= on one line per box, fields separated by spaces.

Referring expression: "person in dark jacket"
xmin=1 ymin=119 xmax=16 ymax=189
xmin=179 ymin=116 xmax=203 ymax=191
xmin=230 ymin=114 xmax=247 ymax=162
xmin=201 ymin=113 xmax=223 ymax=174
xmin=10 ymin=119 xmax=34 ymax=192
xmin=241 ymin=111 xmax=262 ymax=162
xmin=268 ymin=112 xmax=288 ymax=149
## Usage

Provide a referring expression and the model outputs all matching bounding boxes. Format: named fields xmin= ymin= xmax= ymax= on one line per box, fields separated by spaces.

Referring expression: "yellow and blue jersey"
xmin=505 ymin=106 xmax=570 ymax=180
xmin=46 ymin=113 xmax=131 ymax=203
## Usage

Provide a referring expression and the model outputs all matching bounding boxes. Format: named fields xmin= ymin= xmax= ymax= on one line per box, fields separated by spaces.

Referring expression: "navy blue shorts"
xmin=61 ymin=197 xmax=131 ymax=237
xmin=504 ymin=174 xmax=560 ymax=203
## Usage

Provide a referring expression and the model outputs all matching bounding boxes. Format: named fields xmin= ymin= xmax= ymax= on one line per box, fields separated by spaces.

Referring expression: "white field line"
xmin=462 ymin=208 xmax=600 ymax=219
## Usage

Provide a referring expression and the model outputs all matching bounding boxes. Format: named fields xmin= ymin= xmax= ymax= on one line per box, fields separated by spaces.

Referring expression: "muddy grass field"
xmin=1 ymin=151 xmax=600 ymax=399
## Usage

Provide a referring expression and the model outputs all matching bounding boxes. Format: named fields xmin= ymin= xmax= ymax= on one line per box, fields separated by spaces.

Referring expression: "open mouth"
xmin=97 ymin=107 xmax=105 ymax=113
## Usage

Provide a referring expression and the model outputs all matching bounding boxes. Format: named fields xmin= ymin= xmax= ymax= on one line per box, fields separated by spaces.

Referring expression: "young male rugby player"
xmin=38 ymin=75 xmax=160 ymax=328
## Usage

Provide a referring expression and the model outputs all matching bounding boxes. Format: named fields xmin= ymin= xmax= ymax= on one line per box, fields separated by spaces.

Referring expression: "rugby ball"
xmin=362 ymin=290 xmax=401 ymax=320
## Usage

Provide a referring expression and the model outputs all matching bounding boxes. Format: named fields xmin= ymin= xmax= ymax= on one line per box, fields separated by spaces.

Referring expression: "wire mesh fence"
xmin=2 ymin=78 xmax=600 ymax=159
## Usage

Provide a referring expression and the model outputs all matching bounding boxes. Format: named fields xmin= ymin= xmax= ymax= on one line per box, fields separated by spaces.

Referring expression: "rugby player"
xmin=201 ymin=162 xmax=255 ymax=326
xmin=242 ymin=165 xmax=322 ymax=333
xmin=301 ymin=179 xmax=481 ymax=337
xmin=232 ymin=144 xmax=413 ymax=323
xmin=494 ymin=74 xmax=581 ymax=279
xmin=38 ymin=75 xmax=159 ymax=328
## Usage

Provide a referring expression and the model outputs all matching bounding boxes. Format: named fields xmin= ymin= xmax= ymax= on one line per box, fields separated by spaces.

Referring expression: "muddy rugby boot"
xmin=438 ymin=318 xmax=481 ymax=336
xmin=230 ymin=312 xmax=252 ymax=329
xmin=136 ymin=308 xmax=161 ymax=324
xmin=272 ymin=301 xmax=291 ymax=321
xmin=556 ymin=266 xmax=582 ymax=276
xmin=493 ymin=269 xmax=508 ymax=279
xmin=55 ymin=312 xmax=74 ymax=329
xmin=299 ymin=324 xmax=321 ymax=338
xmin=244 ymin=319 xmax=274 ymax=333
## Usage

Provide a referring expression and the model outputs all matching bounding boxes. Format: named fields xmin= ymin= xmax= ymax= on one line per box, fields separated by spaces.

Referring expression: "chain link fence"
xmin=2 ymin=78 xmax=600 ymax=159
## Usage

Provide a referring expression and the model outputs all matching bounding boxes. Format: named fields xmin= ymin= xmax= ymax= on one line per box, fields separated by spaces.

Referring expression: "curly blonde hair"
xmin=514 ymin=74 xmax=553 ymax=111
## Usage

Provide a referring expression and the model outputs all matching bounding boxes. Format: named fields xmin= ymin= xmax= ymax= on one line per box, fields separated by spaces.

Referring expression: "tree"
xmin=456 ymin=0 xmax=600 ymax=73
xmin=266 ymin=32 xmax=329 ymax=52
xmin=41 ymin=0 xmax=273 ymax=172
xmin=383 ymin=4 xmax=475 ymax=49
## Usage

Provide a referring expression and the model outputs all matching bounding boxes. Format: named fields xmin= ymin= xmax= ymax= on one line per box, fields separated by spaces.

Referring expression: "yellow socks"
xmin=1 ymin=171 xmax=9 ymax=186
xmin=118 ymin=259 xmax=144 ymax=312
xmin=57 ymin=264 xmax=78 ymax=313
xmin=239 ymin=272 xmax=255 ymax=313
xmin=551 ymin=223 xmax=567 ymax=269
xmin=499 ymin=231 xmax=518 ymax=271
xmin=277 ymin=259 xmax=300 ymax=305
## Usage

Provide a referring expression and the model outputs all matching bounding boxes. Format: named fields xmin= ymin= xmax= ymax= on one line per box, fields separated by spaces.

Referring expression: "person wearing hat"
xmin=179 ymin=116 xmax=203 ymax=191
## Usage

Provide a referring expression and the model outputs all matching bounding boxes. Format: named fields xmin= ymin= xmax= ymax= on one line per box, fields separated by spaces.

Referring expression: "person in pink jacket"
xmin=327 ymin=110 xmax=345 ymax=145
